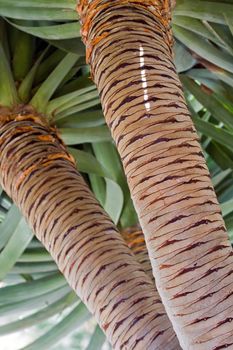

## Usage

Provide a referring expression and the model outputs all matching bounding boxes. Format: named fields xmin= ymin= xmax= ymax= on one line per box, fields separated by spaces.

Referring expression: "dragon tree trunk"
xmin=78 ymin=1 xmax=233 ymax=348
xmin=0 ymin=106 xmax=181 ymax=350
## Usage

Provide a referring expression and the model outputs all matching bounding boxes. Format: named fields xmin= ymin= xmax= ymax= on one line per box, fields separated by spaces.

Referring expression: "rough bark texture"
xmin=0 ymin=108 xmax=181 ymax=350
xmin=78 ymin=1 xmax=233 ymax=349
xmin=122 ymin=226 xmax=153 ymax=281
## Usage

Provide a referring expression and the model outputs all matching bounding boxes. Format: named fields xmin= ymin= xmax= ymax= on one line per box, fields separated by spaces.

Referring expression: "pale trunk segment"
xmin=78 ymin=1 xmax=233 ymax=349
xmin=0 ymin=109 xmax=180 ymax=350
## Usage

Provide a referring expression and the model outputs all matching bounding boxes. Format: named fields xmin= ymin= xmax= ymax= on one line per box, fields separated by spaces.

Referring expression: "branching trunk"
xmin=78 ymin=1 xmax=233 ymax=348
xmin=0 ymin=107 xmax=180 ymax=350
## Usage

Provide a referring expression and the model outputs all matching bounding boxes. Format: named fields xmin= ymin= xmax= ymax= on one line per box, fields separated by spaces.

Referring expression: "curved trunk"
xmin=122 ymin=226 xmax=153 ymax=281
xmin=78 ymin=1 xmax=233 ymax=348
xmin=0 ymin=108 xmax=180 ymax=350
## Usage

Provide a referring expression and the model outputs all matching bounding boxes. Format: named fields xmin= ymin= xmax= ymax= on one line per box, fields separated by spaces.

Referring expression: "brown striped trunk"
xmin=0 ymin=107 xmax=181 ymax=350
xmin=78 ymin=1 xmax=233 ymax=348
xmin=122 ymin=226 xmax=153 ymax=281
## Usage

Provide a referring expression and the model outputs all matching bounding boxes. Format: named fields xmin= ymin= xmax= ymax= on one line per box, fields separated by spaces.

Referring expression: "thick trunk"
xmin=0 ymin=107 xmax=180 ymax=350
xmin=122 ymin=226 xmax=153 ymax=281
xmin=78 ymin=1 xmax=233 ymax=348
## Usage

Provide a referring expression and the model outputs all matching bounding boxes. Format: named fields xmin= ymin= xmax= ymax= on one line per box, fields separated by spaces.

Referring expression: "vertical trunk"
xmin=78 ymin=1 xmax=233 ymax=348
xmin=0 ymin=107 xmax=180 ymax=350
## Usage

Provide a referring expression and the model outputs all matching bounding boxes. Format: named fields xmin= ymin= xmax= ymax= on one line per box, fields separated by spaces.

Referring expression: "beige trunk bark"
xmin=0 ymin=108 xmax=180 ymax=350
xmin=78 ymin=1 xmax=233 ymax=348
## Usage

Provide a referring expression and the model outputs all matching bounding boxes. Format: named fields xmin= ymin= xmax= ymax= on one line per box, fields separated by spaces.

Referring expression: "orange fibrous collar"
xmin=77 ymin=0 xmax=173 ymax=63
xmin=0 ymin=105 xmax=48 ymax=127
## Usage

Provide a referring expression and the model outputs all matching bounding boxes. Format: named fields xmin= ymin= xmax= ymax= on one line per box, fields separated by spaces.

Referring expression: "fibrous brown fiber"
xmin=78 ymin=1 xmax=233 ymax=349
xmin=122 ymin=226 xmax=154 ymax=281
xmin=0 ymin=108 xmax=180 ymax=350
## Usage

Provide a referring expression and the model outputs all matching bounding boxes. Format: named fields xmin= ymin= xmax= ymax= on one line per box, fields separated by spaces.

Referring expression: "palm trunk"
xmin=0 ymin=106 xmax=180 ymax=350
xmin=78 ymin=1 xmax=233 ymax=348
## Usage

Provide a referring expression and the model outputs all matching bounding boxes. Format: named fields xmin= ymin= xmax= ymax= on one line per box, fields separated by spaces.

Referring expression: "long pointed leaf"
xmin=8 ymin=20 xmax=80 ymax=40
xmin=182 ymin=75 xmax=233 ymax=130
xmin=86 ymin=325 xmax=106 ymax=350
xmin=20 ymin=303 xmax=91 ymax=350
xmin=222 ymin=199 xmax=233 ymax=217
xmin=0 ymin=286 xmax=70 ymax=318
xmin=46 ymin=38 xmax=85 ymax=55
xmin=18 ymin=46 xmax=49 ymax=102
xmin=0 ymin=7 xmax=77 ymax=21
xmin=0 ymin=218 xmax=33 ymax=280
xmin=0 ymin=292 xmax=77 ymax=336
xmin=31 ymin=52 xmax=79 ymax=113
xmin=0 ymin=204 xmax=21 ymax=250
xmin=19 ymin=248 xmax=52 ymax=262
xmin=60 ymin=126 xmax=111 ymax=145
xmin=174 ymin=1 xmax=233 ymax=24
xmin=11 ymin=29 xmax=35 ymax=82
xmin=10 ymin=261 xmax=57 ymax=274
xmin=54 ymin=90 xmax=99 ymax=115
xmin=0 ymin=44 xmax=18 ymax=107
xmin=173 ymin=16 xmax=222 ymax=43
xmin=174 ymin=25 xmax=233 ymax=74
xmin=57 ymin=110 xmax=104 ymax=128
xmin=212 ymin=169 xmax=232 ymax=188
xmin=0 ymin=273 xmax=66 ymax=303
xmin=104 ymin=179 xmax=124 ymax=224
xmin=69 ymin=148 xmax=112 ymax=179
xmin=47 ymin=82 xmax=96 ymax=115
xmin=0 ymin=0 xmax=76 ymax=9
xmin=55 ymin=98 xmax=100 ymax=120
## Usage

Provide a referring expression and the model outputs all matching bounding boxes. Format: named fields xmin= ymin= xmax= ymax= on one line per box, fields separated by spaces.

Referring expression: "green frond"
xmin=30 ymin=52 xmax=79 ymax=113
xmin=20 ymin=303 xmax=90 ymax=350
xmin=0 ymin=43 xmax=18 ymax=107
xmin=9 ymin=26 xmax=35 ymax=81
xmin=0 ymin=218 xmax=33 ymax=280
xmin=8 ymin=19 xmax=81 ymax=40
